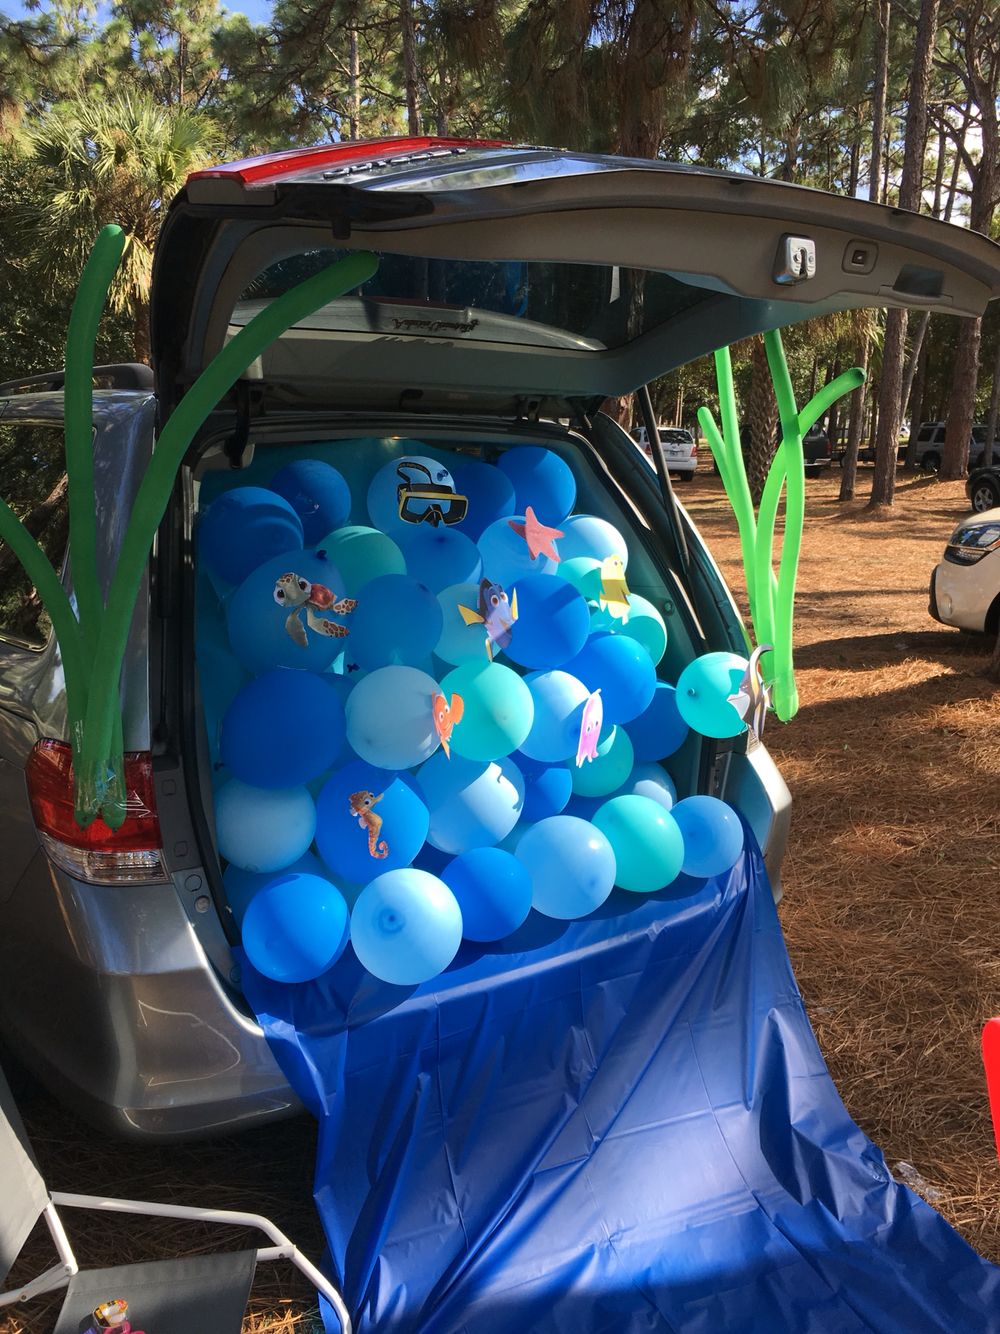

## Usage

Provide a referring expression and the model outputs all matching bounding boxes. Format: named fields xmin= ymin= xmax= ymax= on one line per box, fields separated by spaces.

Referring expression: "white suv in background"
xmin=632 ymin=425 xmax=698 ymax=481
xmin=929 ymin=507 xmax=1000 ymax=634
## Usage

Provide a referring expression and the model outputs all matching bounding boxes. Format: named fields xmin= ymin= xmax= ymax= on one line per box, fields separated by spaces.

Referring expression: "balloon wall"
xmin=197 ymin=441 xmax=753 ymax=987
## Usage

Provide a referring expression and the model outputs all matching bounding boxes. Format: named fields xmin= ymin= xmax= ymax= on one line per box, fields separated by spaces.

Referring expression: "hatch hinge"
xmin=224 ymin=378 xmax=265 ymax=468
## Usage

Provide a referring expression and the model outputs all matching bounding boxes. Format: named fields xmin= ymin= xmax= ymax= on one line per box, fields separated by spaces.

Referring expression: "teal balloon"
xmin=671 ymin=795 xmax=745 ymax=879
xmin=516 ymin=815 xmax=616 ymax=919
xmin=616 ymin=762 xmax=677 ymax=811
xmin=441 ymin=847 xmax=533 ymax=940
xmin=590 ymin=593 xmax=667 ymax=665
xmin=398 ymin=525 xmax=483 ymax=593
xmin=350 ymin=869 xmax=463 ymax=984
xmin=593 ymin=794 xmax=684 ymax=893
xmin=520 ymin=669 xmax=590 ymax=762
xmin=345 ymin=665 xmax=439 ymax=769
xmin=571 ymin=725 xmax=634 ymax=797
xmin=242 ymin=872 xmax=349 ymax=983
xmin=435 ymin=582 xmax=491 ymax=666
xmin=558 ymin=556 xmax=603 ymax=600
xmin=215 ymin=780 xmax=316 ymax=873
xmin=557 ymin=514 xmax=628 ymax=565
xmin=317 ymin=525 xmax=405 ymax=597
xmin=441 ymin=661 xmax=534 ymax=762
xmin=416 ymin=752 xmax=524 ymax=854
xmin=675 ymin=652 xmax=748 ymax=739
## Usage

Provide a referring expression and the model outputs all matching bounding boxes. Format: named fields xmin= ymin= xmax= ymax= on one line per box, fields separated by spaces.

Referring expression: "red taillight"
xmin=26 ymin=740 xmax=167 ymax=884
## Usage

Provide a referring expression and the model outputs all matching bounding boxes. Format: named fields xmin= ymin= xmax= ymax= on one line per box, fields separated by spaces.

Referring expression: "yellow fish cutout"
xmin=598 ymin=555 xmax=630 ymax=623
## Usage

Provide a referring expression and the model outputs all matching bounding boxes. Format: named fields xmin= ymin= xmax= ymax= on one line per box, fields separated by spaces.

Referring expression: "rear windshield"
xmin=234 ymin=248 xmax=712 ymax=352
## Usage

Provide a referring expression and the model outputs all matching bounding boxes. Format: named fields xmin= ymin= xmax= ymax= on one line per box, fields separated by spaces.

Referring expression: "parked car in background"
xmin=929 ymin=507 xmax=1000 ymax=634
xmin=632 ymin=425 xmax=698 ymax=480
xmin=908 ymin=421 xmax=1000 ymax=473
xmin=714 ymin=421 xmax=832 ymax=475
xmin=967 ymin=464 xmax=1000 ymax=514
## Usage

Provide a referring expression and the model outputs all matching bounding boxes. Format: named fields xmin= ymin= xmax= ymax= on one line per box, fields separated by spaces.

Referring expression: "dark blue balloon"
xmin=315 ymin=759 xmax=429 ymax=884
xmin=397 ymin=525 xmax=483 ymax=593
xmin=625 ymin=683 xmax=691 ymax=761
xmin=563 ymin=633 xmax=657 ymax=725
xmin=505 ymin=573 xmax=590 ymax=669
xmin=220 ymin=669 xmax=345 ymax=788
xmin=449 ymin=459 xmax=517 ymax=541
xmin=349 ymin=573 xmax=444 ymax=670
xmin=242 ymin=871 xmax=350 ymax=983
xmin=223 ymin=850 xmax=328 ymax=924
xmin=226 ymin=549 xmax=351 ymax=674
xmin=515 ymin=752 xmax=573 ymax=822
xmin=199 ymin=487 xmax=303 ymax=587
xmin=441 ymin=847 xmax=533 ymax=941
xmin=269 ymin=459 xmax=351 ymax=544
xmin=497 ymin=446 xmax=576 ymax=524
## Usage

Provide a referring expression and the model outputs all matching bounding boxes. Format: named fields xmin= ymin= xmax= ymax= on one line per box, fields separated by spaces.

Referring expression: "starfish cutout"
xmin=508 ymin=506 xmax=564 ymax=562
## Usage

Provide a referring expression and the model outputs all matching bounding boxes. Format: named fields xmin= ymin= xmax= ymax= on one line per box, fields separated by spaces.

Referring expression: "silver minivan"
xmin=2 ymin=138 xmax=998 ymax=1139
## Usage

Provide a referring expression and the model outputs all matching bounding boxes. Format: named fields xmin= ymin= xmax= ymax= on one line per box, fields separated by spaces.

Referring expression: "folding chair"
xmin=0 ymin=1066 xmax=350 ymax=1334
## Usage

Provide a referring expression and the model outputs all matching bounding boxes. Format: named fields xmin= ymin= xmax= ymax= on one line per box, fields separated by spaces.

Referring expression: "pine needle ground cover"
xmin=2 ymin=468 xmax=998 ymax=1332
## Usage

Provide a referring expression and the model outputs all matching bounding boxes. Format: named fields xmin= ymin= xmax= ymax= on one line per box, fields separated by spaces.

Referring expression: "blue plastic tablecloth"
xmin=243 ymin=841 xmax=1000 ymax=1333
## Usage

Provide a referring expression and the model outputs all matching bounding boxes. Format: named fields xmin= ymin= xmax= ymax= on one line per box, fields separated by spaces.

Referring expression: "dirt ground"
xmin=3 ymin=466 xmax=999 ymax=1332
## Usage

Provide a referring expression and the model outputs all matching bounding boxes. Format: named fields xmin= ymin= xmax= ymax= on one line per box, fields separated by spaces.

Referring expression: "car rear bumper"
xmin=0 ymin=851 xmax=299 ymax=1140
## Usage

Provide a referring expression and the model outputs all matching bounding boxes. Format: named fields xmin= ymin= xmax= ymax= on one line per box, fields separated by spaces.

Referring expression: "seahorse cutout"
xmin=349 ymin=789 xmax=388 ymax=858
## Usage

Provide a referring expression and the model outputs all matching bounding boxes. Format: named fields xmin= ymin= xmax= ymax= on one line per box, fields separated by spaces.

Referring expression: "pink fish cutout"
xmin=576 ymin=689 xmax=603 ymax=766
xmin=508 ymin=506 xmax=563 ymax=562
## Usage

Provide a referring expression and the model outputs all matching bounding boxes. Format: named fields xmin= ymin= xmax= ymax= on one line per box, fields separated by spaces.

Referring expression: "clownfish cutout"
xmin=433 ymin=692 xmax=464 ymax=758
xmin=508 ymin=506 xmax=564 ymax=562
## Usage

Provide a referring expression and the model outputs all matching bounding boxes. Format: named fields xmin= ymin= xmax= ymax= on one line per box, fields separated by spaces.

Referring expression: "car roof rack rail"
xmin=0 ymin=364 xmax=154 ymax=396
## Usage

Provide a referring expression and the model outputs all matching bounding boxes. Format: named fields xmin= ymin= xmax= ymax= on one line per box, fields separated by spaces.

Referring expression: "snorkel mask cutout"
xmin=396 ymin=461 xmax=468 ymax=527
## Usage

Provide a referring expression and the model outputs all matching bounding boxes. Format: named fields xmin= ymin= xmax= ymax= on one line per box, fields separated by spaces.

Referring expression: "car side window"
xmin=0 ymin=420 xmax=69 ymax=649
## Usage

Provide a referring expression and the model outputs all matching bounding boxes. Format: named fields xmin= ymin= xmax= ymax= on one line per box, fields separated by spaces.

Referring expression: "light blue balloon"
xmin=504 ymin=573 xmax=591 ymax=670
xmin=316 ymin=525 xmax=405 ymax=597
xmin=350 ymin=869 xmax=464 ymax=984
xmin=416 ymin=751 xmax=524 ymax=854
xmin=571 ymin=725 xmax=634 ymax=797
xmin=397 ymin=525 xmax=483 ymax=593
xmin=316 ymin=759 xmax=429 ymax=882
xmin=242 ymin=872 xmax=350 ymax=983
xmin=557 ymin=514 xmax=629 ymax=565
xmin=226 ymin=549 xmax=350 ymax=675
xmin=449 ymin=459 xmax=517 ymax=540
xmin=671 ymin=795 xmax=745 ymax=879
xmin=625 ymin=683 xmax=690 ymax=761
xmin=516 ymin=816 xmax=616 ymax=919
xmin=593 ymin=794 xmax=684 ymax=894
xmin=368 ymin=455 xmax=456 ymax=532
xmin=345 ymin=665 xmax=440 ymax=769
xmin=478 ymin=515 xmax=558 ymax=587
xmin=590 ymin=592 xmax=667 ymax=665
xmin=269 ymin=460 xmax=351 ymax=544
xmin=440 ymin=661 xmax=534 ymax=762
xmin=223 ymin=850 xmax=328 ymax=925
xmin=497 ymin=446 xmax=576 ymax=523
xmin=616 ymin=762 xmax=677 ymax=811
xmin=199 ymin=486 xmax=303 ymax=588
xmin=215 ymin=780 xmax=316 ymax=873
xmin=220 ymin=669 xmax=345 ymax=789
xmin=516 ymin=752 xmax=572 ymax=821
xmin=435 ymin=582 xmax=491 ymax=666
xmin=441 ymin=847 xmax=533 ymax=941
xmin=348 ymin=573 xmax=444 ymax=671
xmin=675 ymin=652 xmax=748 ymax=739
xmin=520 ymin=670 xmax=590 ymax=762
xmin=562 ymin=632 xmax=656 ymax=724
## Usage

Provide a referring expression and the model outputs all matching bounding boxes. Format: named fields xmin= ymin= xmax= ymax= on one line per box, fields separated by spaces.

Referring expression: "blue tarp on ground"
xmin=243 ymin=840 xmax=1000 ymax=1333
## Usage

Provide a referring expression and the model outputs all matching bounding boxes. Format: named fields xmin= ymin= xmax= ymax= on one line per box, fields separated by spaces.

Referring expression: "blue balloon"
xmin=571 ymin=725 xmax=634 ymax=797
xmin=504 ymin=573 xmax=591 ymax=670
xmin=497 ymin=446 xmax=576 ymax=523
xmin=516 ymin=815 xmax=616 ymax=919
xmin=269 ymin=460 xmax=351 ymax=544
xmin=345 ymin=666 xmax=439 ymax=769
xmin=226 ymin=549 xmax=351 ymax=674
xmin=449 ymin=459 xmax=517 ymax=540
xmin=477 ymin=516 xmax=558 ymax=588
xmin=589 ymin=592 xmax=667 ymax=665
xmin=348 ymin=573 xmax=444 ymax=671
xmin=520 ymin=670 xmax=590 ymax=762
xmin=315 ymin=525 xmax=405 ymax=597
xmin=368 ymin=455 xmax=456 ymax=532
xmin=675 ymin=652 xmax=748 ymax=739
xmin=316 ymin=759 xmax=429 ymax=883
xmin=416 ymin=751 xmax=524 ymax=854
xmin=242 ymin=872 xmax=350 ymax=983
xmin=557 ymin=514 xmax=629 ymax=565
xmin=350 ymin=869 xmax=464 ymax=984
xmin=223 ymin=851 xmax=328 ymax=925
xmin=671 ymin=795 xmax=745 ymax=879
xmin=616 ymin=762 xmax=677 ymax=811
xmin=515 ymin=752 xmax=572 ymax=821
xmin=397 ymin=526 xmax=483 ymax=594
xmin=220 ymin=669 xmax=345 ymax=789
xmin=435 ymin=582 xmax=492 ymax=667
xmin=199 ymin=487 xmax=303 ymax=588
xmin=441 ymin=847 xmax=533 ymax=941
xmin=215 ymin=780 xmax=316 ymax=873
xmin=625 ymin=683 xmax=690 ymax=760
xmin=563 ymin=632 xmax=656 ymax=724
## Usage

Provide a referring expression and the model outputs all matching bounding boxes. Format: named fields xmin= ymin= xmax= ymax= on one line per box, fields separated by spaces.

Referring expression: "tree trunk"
xmin=985 ymin=336 xmax=1000 ymax=466
xmin=133 ymin=301 xmax=151 ymax=366
xmin=900 ymin=310 xmax=930 ymax=466
xmin=0 ymin=472 xmax=68 ymax=582
xmin=870 ymin=308 xmax=908 ymax=507
xmin=869 ymin=0 xmax=891 ymax=202
xmin=941 ymin=319 xmax=982 ymax=479
xmin=401 ymin=0 xmax=421 ymax=136
xmin=746 ymin=337 xmax=779 ymax=506
xmin=905 ymin=334 xmax=930 ymax=467
xmin=839 ymin=337 xmax=869 ymax=500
